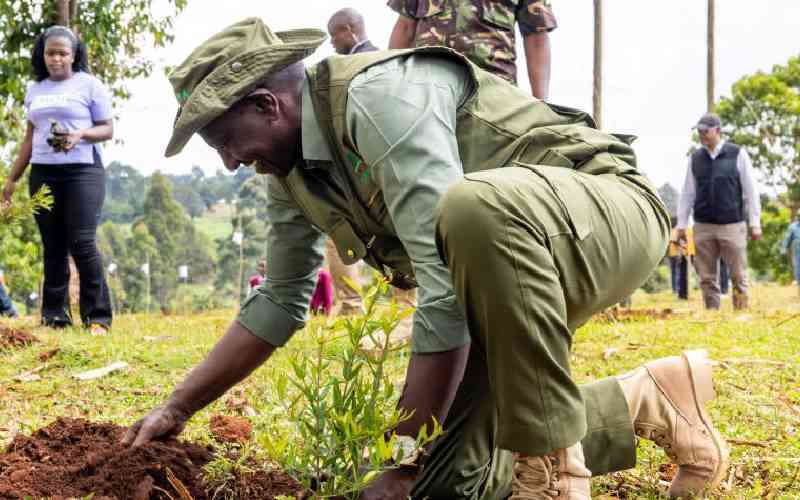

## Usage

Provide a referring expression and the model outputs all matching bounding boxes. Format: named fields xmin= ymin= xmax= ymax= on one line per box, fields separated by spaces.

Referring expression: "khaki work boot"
xmin=511 ymin=443 xmax=591 ymax=499
xmin=618 ymin=350 xmax=729 ymax=498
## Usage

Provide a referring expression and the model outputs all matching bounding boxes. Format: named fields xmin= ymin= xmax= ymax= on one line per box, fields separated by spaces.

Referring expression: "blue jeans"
xmin=0 ymin=282 xmax=18 ymax=317
xmin=669 ymin=257 xmax=681 ymax=293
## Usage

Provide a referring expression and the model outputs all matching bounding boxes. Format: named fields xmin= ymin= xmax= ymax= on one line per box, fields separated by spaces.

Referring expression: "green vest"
xmin=280 ymin=47 xmax=665 ymax=288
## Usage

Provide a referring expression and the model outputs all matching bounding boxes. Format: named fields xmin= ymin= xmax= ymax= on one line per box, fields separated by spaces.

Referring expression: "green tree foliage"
xmin=120 ymin=221 xmax=159 ymax=311
xmin=657 ymin=183 xmax=679 ymax=219
xmin=103 ymin=161 xmax=147 ymax=223
xmin=716 ymin=55 xmax=800 ymax=204
xmin=748 ymin=199 xmax=793 ymax=284
xmin=98 ymin=172 xmax=216 ymax=313
xmin=96 ymin=220 xmax=129 ymax=311
xmin=214 ymin=174 xmax=269 ymax=301
xmin=0 ymin=183 xmax=52 ymax=300
xmin=141 ymin=172 xmax=206 ymax=308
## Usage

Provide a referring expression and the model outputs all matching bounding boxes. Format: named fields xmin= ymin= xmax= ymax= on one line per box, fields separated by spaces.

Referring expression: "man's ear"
xmin=246 ymin=89 xmax=279 ymax=119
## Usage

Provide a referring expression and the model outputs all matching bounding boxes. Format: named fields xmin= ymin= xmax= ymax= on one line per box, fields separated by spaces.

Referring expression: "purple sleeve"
xmin=90 ymin=77 xmax=113 ymax=121
xmin=321 ymin=270 xmax=334 ymax=315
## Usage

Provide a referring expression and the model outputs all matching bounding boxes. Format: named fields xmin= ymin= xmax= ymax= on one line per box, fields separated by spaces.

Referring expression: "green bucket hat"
xmin=165 ymin=18 xmax=326 ymax=157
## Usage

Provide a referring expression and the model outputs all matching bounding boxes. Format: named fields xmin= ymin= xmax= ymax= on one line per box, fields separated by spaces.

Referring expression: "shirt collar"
xmin=348 ymin=39 xmax=370 ymax=54
xmin=300 ymin=75 xmax=334 ymax=164
xmin=704 ymin=139 xmax=726 ymax=157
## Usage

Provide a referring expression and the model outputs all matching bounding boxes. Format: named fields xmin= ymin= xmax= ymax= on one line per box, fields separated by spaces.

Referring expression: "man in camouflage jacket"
xmin=388 ymin=0 xmax=557 ymax=100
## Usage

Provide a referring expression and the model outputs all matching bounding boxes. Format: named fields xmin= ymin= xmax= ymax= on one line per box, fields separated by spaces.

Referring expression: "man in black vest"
xmin=677 ymin=113 xmax=762 ymax=310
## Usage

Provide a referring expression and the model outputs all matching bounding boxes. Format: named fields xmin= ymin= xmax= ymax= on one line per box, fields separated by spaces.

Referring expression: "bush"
xmin=640 ymin=261 xmax=671 ymax=294
xmin=272 ymin=277 xmax=440 ymax=499
xmin=749 ymin=204 xmax=793 ymax=284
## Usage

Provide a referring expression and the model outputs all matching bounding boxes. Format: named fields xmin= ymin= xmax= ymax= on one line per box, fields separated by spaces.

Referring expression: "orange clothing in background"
xmin=669 ymin=227 xmax=695 ymax=257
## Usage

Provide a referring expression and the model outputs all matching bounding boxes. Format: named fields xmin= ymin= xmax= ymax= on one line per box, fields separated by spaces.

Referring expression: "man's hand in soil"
xmin=122 ymin=404 xmax=190 ymax=447
xmin=122 ymin=321 xmax=276 ymax=447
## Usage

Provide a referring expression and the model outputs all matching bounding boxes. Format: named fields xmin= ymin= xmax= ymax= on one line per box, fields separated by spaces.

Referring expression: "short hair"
xmin=255 ymin=61 xmax=305 ymax=95
xmin=31 ymin=25 xmax=89 ymax=81
xmin=328 ymin=8 xmax=366 ymax=36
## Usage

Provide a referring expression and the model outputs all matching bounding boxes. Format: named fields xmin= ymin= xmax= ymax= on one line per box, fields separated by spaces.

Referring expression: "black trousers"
xmin=29 ymin=154 xmax=112 ymax=328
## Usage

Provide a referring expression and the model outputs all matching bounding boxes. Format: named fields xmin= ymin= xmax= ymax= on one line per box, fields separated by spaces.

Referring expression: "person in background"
xmin=2 ymin=25 xmax=114 ymax=335
xmin=0 ymin=269 xmax=19 ymax=318
xmin=719 ymin=259 xmax=730 ymax=296
xmin=325 ymin=7 xmax=376 ymax=315
xmin=248 ymin=260 xmax=266 ymax=291
xmin=387 ymin=0 xmax=557 ymax=100
xmin=668 ymin=217 xmax=682 ymax=295
xmin=669 ymin=223 xmax=695 ymax=300
xmin=310 ymin=268 xmax=333 ymax=316
xmin=327 ymin=7 xmax=379 ymax=55
xmin=781 ymin=212 xmax=800 ymax=295
xmin=677 ymin=113 xmax=761 ymax=310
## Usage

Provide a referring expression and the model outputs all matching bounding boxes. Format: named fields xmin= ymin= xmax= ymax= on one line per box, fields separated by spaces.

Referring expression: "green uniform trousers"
xmin=411 ymin=164 xmax=670 ymax=500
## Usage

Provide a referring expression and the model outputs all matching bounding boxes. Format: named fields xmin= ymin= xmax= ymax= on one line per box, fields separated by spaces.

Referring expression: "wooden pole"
xmin=707 ymin=0 xmax=716 ymax=111
xmin=55 ymin=0 xmax=70 ymax=25
xmin=69 ymin=0 xmax=80 ymax=36
xmin=593 ymin=0 xmax=603 ymax=128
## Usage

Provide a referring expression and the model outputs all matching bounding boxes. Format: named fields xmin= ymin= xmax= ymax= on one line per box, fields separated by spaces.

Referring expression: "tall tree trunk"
xmin=593 ymin=0 xmax=603 ymax=128
xmin=707 ymin=0 xmax=715 ymax=111
xmin=69 ymin=0 xmax=80 ymax=36
xmin=55 ymin=0 xmax=70 ymax=25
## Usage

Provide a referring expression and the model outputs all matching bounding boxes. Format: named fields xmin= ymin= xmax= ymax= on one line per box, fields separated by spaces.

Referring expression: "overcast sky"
xmin=103 ymin=0 xmax=800 ymax=192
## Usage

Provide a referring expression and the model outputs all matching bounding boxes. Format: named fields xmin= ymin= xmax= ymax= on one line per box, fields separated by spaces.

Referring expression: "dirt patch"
xmin=0 ymin=417 xmax=303 ymax=499
xmin=658 ymin=462 xmax=677 ymax=482
xmin=596 ymin=307 xmax=691 ymax=323
xmin=209 ymin=414 xmax=252 ymax=444
xmin=38 ymin=348 xmax=60 ymax=362
xmin=0 ymin=326 xmax=37 ymax=351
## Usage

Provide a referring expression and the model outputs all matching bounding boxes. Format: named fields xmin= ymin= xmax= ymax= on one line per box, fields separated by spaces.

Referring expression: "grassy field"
xmin=1 ymin=283 xmax=799 ymax=498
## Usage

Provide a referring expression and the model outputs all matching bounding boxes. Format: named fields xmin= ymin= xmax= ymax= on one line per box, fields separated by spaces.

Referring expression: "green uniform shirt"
xmin=238 ymin=55 xmax=474 ymax=353
xmin=387 ymin=0 xmax=557 ymax=83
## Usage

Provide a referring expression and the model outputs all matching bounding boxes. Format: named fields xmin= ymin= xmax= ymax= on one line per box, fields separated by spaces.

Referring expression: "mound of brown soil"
xmin=0 ymin=417 xmax=303 ymax=499
xmin=0 ymin=326 xmax=37 ymax=350
xmin=209 ymin=414 xmax=252 ymax=444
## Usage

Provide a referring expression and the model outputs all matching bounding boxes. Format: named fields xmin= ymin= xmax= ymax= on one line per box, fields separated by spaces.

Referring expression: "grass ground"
xmin=0 ymin=283 xmax=798 ymax=498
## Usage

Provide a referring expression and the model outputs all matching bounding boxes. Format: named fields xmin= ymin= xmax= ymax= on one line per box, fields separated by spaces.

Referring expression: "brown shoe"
xmin=618 ymin=350 xmax=729 ymax=498
xmin=511 ymin=444 xmax=591 ymax=499
xmin=732 ymin=289 xmax=749 ymax=310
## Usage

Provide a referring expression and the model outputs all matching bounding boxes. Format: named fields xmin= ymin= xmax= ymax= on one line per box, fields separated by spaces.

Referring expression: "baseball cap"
xmin=693 ymin=112 xmax=722 ymax=131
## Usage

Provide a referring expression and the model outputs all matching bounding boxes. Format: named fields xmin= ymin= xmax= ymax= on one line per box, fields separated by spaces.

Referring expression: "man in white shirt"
xmin=677 ymin=113 xmax=761 ymax=310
